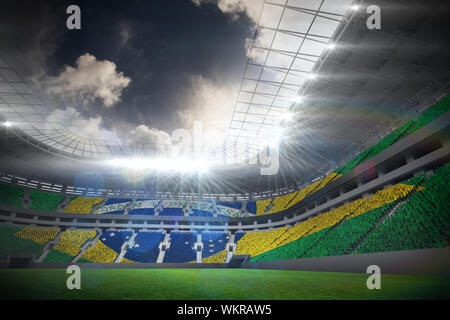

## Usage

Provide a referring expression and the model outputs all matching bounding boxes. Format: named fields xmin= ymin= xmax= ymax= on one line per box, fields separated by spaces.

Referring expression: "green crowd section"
xmin=29 ymin=190 xmax=65 ymax=212
xmin=42 ymin=249 xmax=75 ymax=263
xmin=0 ymin=182 xmax=24 ymax=207
xmin=356 ymin=164 xmax=450 ymax=254
xmin=334 ymin=94 xmax=450 ymax=175
xmin=0 ymin=225 xmax=44 ymax=260
xmin=251 ymin=165 xmax=449 ymax=262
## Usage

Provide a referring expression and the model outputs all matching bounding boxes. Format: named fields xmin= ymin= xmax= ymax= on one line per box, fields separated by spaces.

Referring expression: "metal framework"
xmin=0 ymin=0 xmax=357 ymax=164
xmin=225 ymin=0 xmax=356 ymax=160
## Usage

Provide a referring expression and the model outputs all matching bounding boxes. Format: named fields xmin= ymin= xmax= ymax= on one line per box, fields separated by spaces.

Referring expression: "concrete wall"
xmin=242 ymin=247 xmax=450 ymax=276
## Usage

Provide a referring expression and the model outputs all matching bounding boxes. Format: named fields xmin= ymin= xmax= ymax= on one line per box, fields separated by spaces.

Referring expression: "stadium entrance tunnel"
xmin=7 ymin=254 xmax=34 ymax=268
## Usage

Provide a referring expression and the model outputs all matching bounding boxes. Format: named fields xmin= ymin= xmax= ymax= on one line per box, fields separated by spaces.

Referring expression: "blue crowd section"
xmin=246 ymin=201 xmax=257 ymax=214
xmin=216 ymin=201 xmax=242 ymax=210
xmin=123 ymin=232 xmax=164 ymax=263
xmin=202 ymin=232 xmax=228 ymax=258
xmin=164 ymin=232 xmax=197 ymax=263
xmin=160 ymin=208 xmax=185 ymax=216
xmin=127 ymin=208 xmax=155 ymax=215
xmin=217 ymin=214 xmax=231 ymax=219
xmin=190 ymin=209 xmax=214 ymax=217
xmin=234 ymin=232 xmax=246 ymax=242
xmin=104 ymin=198 xmax=132 ymax=205
xmin=100 ymin=230 xmax=132 ymax=253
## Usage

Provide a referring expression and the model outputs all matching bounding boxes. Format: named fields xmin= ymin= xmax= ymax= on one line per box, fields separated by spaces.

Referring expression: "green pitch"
xmin=0 ymin=268 xmax=448 ymax=300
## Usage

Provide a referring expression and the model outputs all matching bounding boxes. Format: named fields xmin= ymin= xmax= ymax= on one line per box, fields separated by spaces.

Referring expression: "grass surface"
xmin=0 ymin=268 xmax=448 ymax=300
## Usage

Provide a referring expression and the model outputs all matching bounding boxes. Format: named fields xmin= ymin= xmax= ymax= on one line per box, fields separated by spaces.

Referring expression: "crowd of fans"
xmin=63 ymin=197 xmax=104 ymax=214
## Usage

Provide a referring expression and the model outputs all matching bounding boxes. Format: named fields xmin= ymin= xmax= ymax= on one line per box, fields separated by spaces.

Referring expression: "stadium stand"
xmin=201 ymin=232 xmax=228 ymax=260
xmin=96 ymin=198 xmax=132 ymax=215
xmin=250 ymin=175 xmax=430 ymax=261
xmin=234 ymin=227 xmax=289 ymax=258
xmin=43 ymin=229 xmax=97 ymax=262
xmin=246 ymin=201 xmax=257 ymax=214
xmin=63 ymin=197 xmax=104 ymax=214
xmin=356 ymin=164 xmax=450 ymax=253
xmin=0 ymin=225 xmax=58 ymax=260
xmin=190 ymin=209 xmax=214 ymax=217
xmin=122 ymin=231 xmax=164 ymax=263
xmin=127 ymin=199 xmax=159 ymax=215
xmin=216 ymin=201 xmax=242 ymax=210
xmin=256 ymin=199 xmax=272 ymax=216
xmin=164 ymin=232 xmax=197 ymax=263
xmin=266 ymin=192 xmax=298 ymax=215
xmin=159 ymin=200 xmax=186 ymax=216
xmin=29 ymin=189 xmax=65 ymax=212
xmin=80 ymin=230 xmax=132 ymax=263
xmin=0 ymin=182 xmax=24 ymax=207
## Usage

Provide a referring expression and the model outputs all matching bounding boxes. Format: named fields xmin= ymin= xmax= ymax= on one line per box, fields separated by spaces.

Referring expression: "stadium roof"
xmin=225 ymin=0 xmax=355 ymax=158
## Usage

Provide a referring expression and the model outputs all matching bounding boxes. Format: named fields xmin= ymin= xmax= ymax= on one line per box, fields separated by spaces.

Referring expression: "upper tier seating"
xmin=256 ymin=199 xmax=272 ymax=216
xmin=190 ymin=209 xmax=214 ymax=217
xmin=0 ymin=225 xmax=58 ymax=260
xmin=127 ymin=199 xmax=159 ymax=215
xmin=0 ymin=182 xmax=24 ymax=207
xmin=159 ymin=200 xmax=186 ymax=216
xmin=43 ymin=229 xmax=97 ymax=262
xmin=266 ymin=192 xmax=298 ymax=215
xmin=122 ymin=231 xmax=164 ymax=263
xmin=29 ymin=190 xmax=65 ymax=212
xmin=96 ymin=198 xmax=132 ymax=215
xmin=246 ymin=201 xmax=257 ymax=214
xmin=63 ymin=197 xmax=104 ymax=214
xmin=81 ymin=230 xmax=132 ymax=263
xmin=164 ymin=232 xmax=197 ymax=263
xmin=216 ymin=201 xmax=242 ymax=210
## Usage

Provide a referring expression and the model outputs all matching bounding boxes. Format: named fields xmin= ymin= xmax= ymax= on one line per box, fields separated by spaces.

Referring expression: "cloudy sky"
xmin=0 ymin=0 xmax=264 ymax=147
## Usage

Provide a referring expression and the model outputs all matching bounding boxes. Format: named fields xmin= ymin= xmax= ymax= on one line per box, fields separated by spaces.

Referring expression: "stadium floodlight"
xmin=328 ymin=43 xmax=336 ymax=50
xmin=3 ymin=121 xmax=12 ymax=127
xmin=280 ymin=112 xmax=294 ymax=122
xmin=293 ymin=96 xmax=303 ymax=104
xmin=308 ymin=73 xmax=316 ymax=80
xmin=351 ymin=4 xmax=360 ymax=11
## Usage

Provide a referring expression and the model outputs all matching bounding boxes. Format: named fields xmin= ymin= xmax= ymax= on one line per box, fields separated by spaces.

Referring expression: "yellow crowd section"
xmin=272 ymin=183 xmax=420 ymax=249
xmin=202 ymin=249 xmax=227 ymax=263
xmin=287 ymin=173 xmax=342 ymax=209
xmin=15 ymin=227 xmax=59 ymax=245
xmin=266 ymin=192 xmax=298 ymax=215
xmin=81 ymin=240 xmax=118 ymax=263
xmin=256 ymin=199 xmax=272 ymax=216
xmin=53 ymin=230 xmax=97 ymax=256
xmin=63 ymin=197 xmax=104 ymax=214
xmin=234 ymin=227 xmax=288 ymax=257
xmin=120 ymin=257 xmax=138 ymax=263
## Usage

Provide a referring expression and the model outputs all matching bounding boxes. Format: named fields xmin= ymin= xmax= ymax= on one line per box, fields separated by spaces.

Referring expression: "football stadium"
xmin=0 ymin=0 xmax=449 ymax=308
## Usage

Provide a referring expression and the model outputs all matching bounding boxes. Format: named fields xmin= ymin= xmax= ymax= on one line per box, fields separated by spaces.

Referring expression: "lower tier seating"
xmin=0 ymin=225 xmax=58 ymax=260
xmin=201 ymin=232 xmax=228 ymax=260
xmin=80 ymin=230 xmax=132 ymax=263
xmin=164 ymin=232 xmax=197 ymax=263
xmin=43 ymin=229 xmax=97 ymax=262
xmin=356 ymin=164 xmax=450 ymax=254
xmin=122 ymin=231 xmax=164 ymax=263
